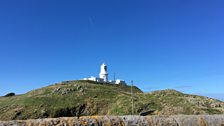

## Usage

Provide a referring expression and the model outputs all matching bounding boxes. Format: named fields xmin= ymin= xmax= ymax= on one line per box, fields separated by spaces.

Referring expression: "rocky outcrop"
xmin=53 ymin=104 xmax=86 ymax=118
xmin=0 ymin=115 xmax=224 ymax=126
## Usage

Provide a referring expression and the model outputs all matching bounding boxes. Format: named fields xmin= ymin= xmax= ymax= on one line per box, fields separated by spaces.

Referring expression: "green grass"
xmin=0 ymin=80 xmax=223 ymax=120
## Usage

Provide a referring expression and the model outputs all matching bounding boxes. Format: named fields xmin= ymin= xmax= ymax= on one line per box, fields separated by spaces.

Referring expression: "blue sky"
xmin=0 ymin=0 xmax=224 ymax=100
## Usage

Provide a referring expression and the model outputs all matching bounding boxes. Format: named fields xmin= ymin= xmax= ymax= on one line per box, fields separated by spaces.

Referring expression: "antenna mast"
xmin=131 ymin=80 xmax=134 ymax=115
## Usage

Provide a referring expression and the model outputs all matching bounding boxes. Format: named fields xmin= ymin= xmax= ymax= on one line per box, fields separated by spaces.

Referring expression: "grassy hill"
xmin=0 ymin=80 xmax=223 ymax=121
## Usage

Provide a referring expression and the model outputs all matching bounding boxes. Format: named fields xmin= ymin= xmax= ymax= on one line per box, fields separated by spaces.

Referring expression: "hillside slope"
xmin=0 ymin=80 xmax=223 ymax=121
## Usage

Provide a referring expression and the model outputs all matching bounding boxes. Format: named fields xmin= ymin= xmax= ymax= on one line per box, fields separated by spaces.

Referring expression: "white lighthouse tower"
xmin=83 ymin=63 xmax=126 ymax=85
xmin=99 ymin=63 xmax=108 ymax=82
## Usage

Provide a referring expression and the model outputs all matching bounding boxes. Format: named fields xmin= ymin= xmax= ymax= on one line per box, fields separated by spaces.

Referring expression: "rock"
xmin=0 ymin=115 xmax=224 ymax=126
xmin=15 ymin=111 xmax=21 ymax=116
xmin=54 ymin=107 xmax=72 ymax=117
xmin=139 ymin=109 xmax=155 ymax=116
xmin=77 ymin=85 xmax=81 ymax=90
xmin=53 ymin=104 xmax=86 ymax=118
xmin=79 ymin=88 xmax=84 ymax=93
xmin=41 ymin=109 xmax=49 ymax=118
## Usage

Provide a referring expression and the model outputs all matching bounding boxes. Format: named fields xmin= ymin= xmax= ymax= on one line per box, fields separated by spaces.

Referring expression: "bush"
xmin=4 ymin=92 xmax=15 ymax=97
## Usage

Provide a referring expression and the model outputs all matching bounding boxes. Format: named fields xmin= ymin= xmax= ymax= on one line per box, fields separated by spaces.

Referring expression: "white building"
xmin=115 ymin=79 xmax=126 ymax=85
xmin=83 ymin=63 xmax=126 ymax=85
xmin=99 ymin=63 xmax=108 ymax=82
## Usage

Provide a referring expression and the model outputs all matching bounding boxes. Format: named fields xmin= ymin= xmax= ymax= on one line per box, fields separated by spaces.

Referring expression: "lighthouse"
xmin=83 ymin=63 xmax=126 ymax=85
xmin=99 ymin=63 xmax=108 ymax=82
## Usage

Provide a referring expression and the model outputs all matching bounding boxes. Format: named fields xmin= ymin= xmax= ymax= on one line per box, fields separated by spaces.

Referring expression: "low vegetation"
xmin=0 ymin=80 xmax=223 ymax=120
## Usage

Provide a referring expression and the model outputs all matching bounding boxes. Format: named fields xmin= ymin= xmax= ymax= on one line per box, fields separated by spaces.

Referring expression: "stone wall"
xmin=0 ymin=115 xmax=224 ymax=126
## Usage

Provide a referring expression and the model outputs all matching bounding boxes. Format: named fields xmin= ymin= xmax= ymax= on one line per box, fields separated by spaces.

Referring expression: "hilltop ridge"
xmin=0 ymin=80 xmax=223 ymax=121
